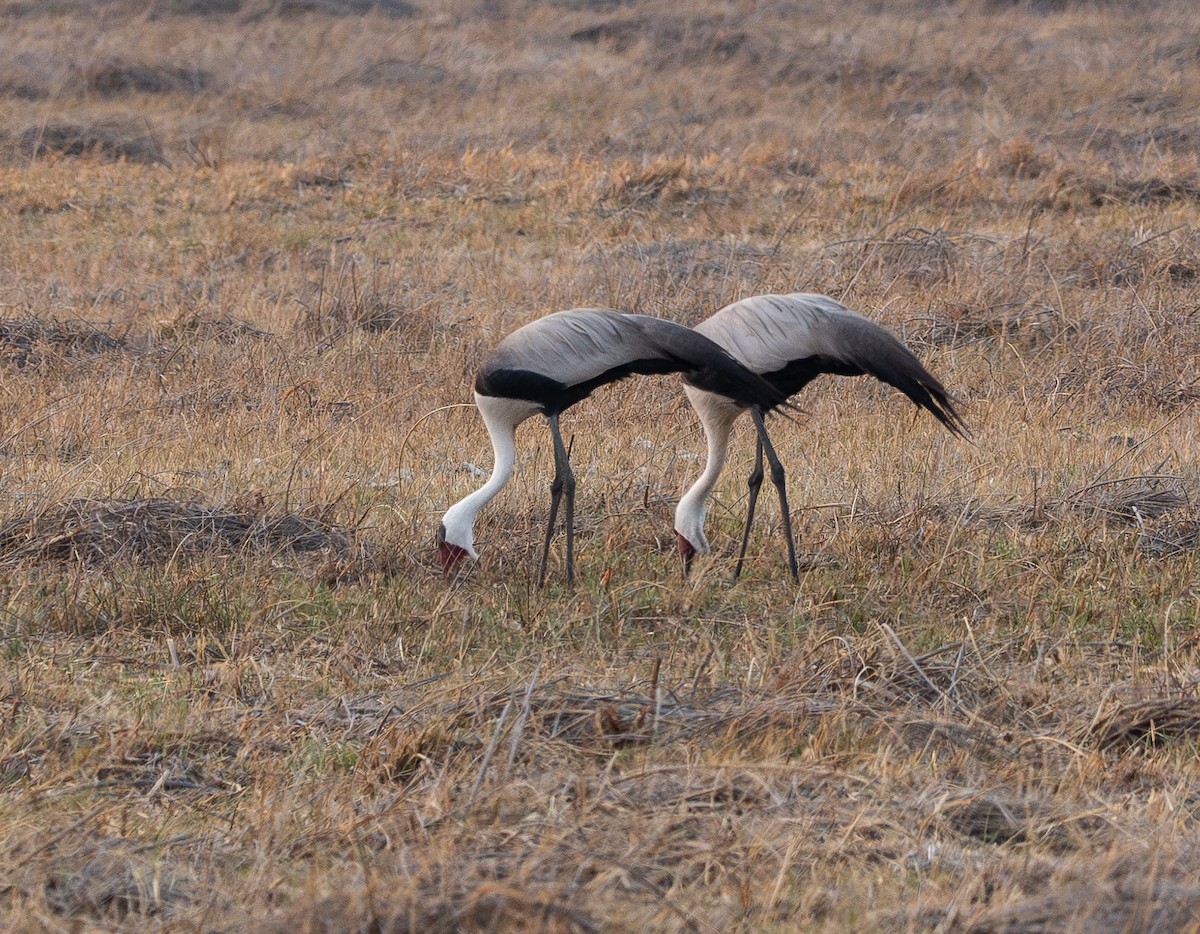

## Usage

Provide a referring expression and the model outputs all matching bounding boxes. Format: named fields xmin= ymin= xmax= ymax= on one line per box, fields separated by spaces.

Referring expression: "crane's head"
xmin=675 ymin=530 xmax=700 ymax=575
xmin=673 ymin=495 xmax=709 ymax=577
xmin=436 ymin=510 xmax=477 ymax=574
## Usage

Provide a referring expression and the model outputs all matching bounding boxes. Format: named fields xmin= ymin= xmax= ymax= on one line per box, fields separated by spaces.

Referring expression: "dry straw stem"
xmin=2 ymin=0 xmax=1200 ymax=929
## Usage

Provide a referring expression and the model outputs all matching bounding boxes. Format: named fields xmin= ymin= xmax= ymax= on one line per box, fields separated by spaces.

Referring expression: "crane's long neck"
xmin=675 ymin=389 xmax=743 ymax=555
xmin=439 ymin=393 xmax=538 ymax=558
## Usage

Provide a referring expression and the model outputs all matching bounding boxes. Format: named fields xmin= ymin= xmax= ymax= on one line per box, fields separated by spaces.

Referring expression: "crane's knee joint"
xmin=770 ymin=464 xmax=786 ymax=486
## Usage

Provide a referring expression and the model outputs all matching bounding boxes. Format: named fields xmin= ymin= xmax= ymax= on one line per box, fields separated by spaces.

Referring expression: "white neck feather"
xmin=440 ymin=393 xmax=540 ymax=558
xmin=674 ymin=388 xmax=744 ymax=555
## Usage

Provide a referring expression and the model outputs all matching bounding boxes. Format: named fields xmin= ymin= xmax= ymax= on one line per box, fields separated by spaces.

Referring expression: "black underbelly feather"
xmin=761 ymin=355 xmax=866 ymax=399
xmin=475 ymin=367 xmax=564 ymax=407
xmin=476 ymin=358 xmax=682 ymax=416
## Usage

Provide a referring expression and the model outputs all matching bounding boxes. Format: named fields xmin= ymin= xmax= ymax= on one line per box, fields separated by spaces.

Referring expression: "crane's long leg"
xmin=734 ymin=433 xmax=764 ymax=580
xmin=750 ymin=409 xmax=799 ymax=581
xmin=558 ymin=421 xmax=576 ymax=585
xmin=537 ymin=414 xmax=576 ymax=587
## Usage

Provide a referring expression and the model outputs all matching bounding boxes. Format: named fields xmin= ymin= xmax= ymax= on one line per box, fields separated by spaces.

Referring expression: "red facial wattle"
xmin=675 ymin=531 xmax=696 ymax=575
xmin=438 ymin=540 xmax=470 ymax=573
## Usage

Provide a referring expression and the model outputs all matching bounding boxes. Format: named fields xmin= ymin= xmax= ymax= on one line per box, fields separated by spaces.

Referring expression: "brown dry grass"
xmin=2 ymin=0 xmax=1200 ymax=930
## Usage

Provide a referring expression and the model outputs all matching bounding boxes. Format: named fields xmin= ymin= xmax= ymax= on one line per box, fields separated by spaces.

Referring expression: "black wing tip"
xmin=668 ymin=329 xmax=792 ymax=412
xmin=916 ymin=382 xmax=972 ymax=441
xmin=936 ymin=405 xmax=973 ymax=441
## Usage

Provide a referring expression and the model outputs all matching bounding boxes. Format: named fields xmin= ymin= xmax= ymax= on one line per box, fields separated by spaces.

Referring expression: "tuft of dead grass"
xmin=568 ymin=13 xmax=750 ymax=67
xmin=1 ymin=318 xmax=128 ymax=366
xmin=265 ymin=883 xmax=602 ymax=934
xmin=1063 ymin=476 xmax=1189 ymax=524
xmin=596 ymin=157 xmax=693 ymax=213
xmin=1138 ymin=512 xmax=1200 ymax=558
xmin=79 ymin=58 xmax=215 ymax=97
xmin=157 ymin=312 xmax=275 ymax=344
xmin=0 ymin=497 xmax=358 ymax=568
xmin=962 ymin=851 xmax=1200 ymax=934
xmin=5 ymin=121 xmax=166 ymax=165
xmin=930 ymin=787 xmax=1109 ymax=851
xmin=334 ymin=58 xmax=449 ymax=90
xmin=33 ymin=837 xmax=198 ymax=923
xmin=296 ymin=259 xmax=440 ymax=351
xmin=859 ymin=227 xmax=959 ymax=286
xmin=1089 ymin=695 xmax=1200 ymax=752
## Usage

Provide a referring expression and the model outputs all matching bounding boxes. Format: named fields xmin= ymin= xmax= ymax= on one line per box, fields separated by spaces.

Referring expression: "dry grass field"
xmin=1 ymin=0 xmax=1200 ymax=929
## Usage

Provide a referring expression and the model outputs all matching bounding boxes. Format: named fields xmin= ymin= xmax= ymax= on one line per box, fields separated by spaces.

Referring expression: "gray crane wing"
xmin=694 ymin=294 xmax=968 ymax=437
xmin=476 ymin=308 xmax=787 ymax=414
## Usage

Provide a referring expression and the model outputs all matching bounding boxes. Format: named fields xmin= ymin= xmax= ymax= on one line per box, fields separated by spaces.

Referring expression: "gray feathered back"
xmin=694 ymin=294 xmax=968 ymax=437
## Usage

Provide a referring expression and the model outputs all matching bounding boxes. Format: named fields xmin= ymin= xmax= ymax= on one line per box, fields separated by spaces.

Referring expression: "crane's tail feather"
xmin=896 ymin=376 xmax=970 ymax=439
xmin=867 ymin=341 xmax=970 ymax=439
xmin=764 ymin=398 xmax=804 ymax=425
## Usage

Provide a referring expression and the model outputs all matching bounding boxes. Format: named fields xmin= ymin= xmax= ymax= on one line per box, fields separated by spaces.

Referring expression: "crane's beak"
xmin=675 ymin=531 xmax=697 ymax=577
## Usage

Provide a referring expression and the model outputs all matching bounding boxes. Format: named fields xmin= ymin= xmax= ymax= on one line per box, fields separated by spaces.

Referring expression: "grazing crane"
xmin=674 ymin=293 xmax=968 ymax=579
xmin=437 ymin=308 xmax=791 ymax=585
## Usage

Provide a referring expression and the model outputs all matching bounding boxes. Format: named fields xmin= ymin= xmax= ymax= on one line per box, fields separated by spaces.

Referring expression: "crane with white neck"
xmin=674 ymin=293 xmax=968 ymax=579
xmin=437 ymin=307 xmax=792 ymax=585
